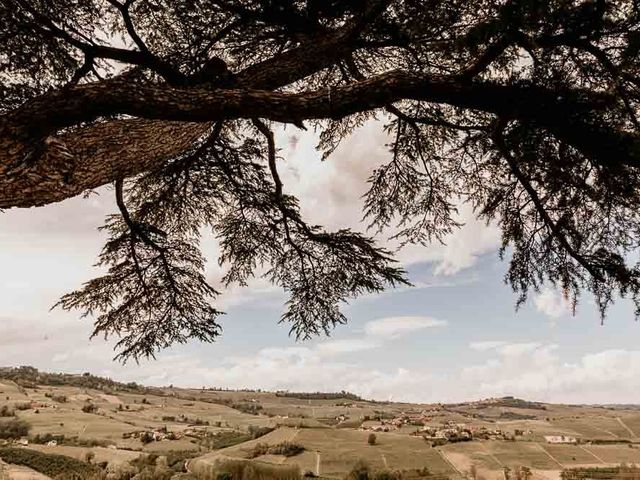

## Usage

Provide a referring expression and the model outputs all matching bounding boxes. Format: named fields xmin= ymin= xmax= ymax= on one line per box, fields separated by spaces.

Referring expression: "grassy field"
xmin=582 ymin=445 xmax=640 ymax=464
xmin=191 ymin=427 xmax=459 ymax=479
xmin=541 ymin=444 xmax=602 ymax=465
xmin=3 ymin=370 xmax=640 ymax=480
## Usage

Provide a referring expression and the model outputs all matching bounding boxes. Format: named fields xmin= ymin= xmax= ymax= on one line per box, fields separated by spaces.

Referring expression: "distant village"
xmin=358 ymin=407 xmax=578 ymax=445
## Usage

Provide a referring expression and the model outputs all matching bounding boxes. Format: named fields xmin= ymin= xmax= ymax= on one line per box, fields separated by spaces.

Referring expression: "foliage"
xmin=199 ymin=431 xmax=252 ymax=450
xmin=0 ymin=366 xmax=151 ymax=394
xmin=0 ymin=407 xmax=13 ymax=418
xmin=0 ymin=418 xmax=30 ymax=439
xmin=231 ymin=402 xmax=263 ymax=415
xmin=191 ymin=457 xmax=301 ymax=480
xmin=45 ymin=392 xmax=68 ymax=403
xmin=30 ymin=432 xmax=66 ymax=444
xmin=275 ymin=392 xmax=363 ymax=401
xmin=345 ymin=462 xmax=448 ymax=480
xmin=140 ymin=431 xmax=155 ymax=444
xmin=164 ymin=450 xmax=201 ymax=472
xmin=345 ymin=461 xmax=372 ymax=480
xmin=248 ymin=442 xmax=306 ymax=458
xmin=82 ymin=403 xmax=98 ymax=414
xmin=3 ymin=0 xmax=640 ymax=359
xmin=248 ymin=426 xmax=275 ymax=439
xmin=561 ymin=465 xmax=640 ymax=480
xmin=0 ymin=447 xmax=100 ymax=478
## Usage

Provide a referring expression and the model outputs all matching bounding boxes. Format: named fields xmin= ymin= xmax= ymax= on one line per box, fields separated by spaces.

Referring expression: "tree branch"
xmin=0 ymin=71 xmax=635 ymax=210
xmin=492 ymin=123 xmax=604 ymax=282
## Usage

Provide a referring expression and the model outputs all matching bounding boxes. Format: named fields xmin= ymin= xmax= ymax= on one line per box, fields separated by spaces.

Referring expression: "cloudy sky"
xmin=1 ymin=121 xmax=640 ymax=404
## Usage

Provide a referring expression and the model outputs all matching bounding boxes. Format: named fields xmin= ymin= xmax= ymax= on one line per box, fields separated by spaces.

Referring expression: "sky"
xmin=1 ymin=121 xmax=640 ymax=405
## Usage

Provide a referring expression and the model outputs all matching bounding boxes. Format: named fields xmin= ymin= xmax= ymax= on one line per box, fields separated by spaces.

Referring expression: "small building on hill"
xmin=544 ymin=435 xmax=577 ymax=444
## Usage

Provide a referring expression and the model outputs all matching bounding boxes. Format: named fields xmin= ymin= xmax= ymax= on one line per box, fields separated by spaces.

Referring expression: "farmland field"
xmin=2 ymin=368 xmax=640 ymax=480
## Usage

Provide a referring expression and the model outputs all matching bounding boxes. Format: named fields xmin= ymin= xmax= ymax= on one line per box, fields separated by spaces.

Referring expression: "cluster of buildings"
xmin=360 ymin=412 xmax=521 ymax=443
xmin=122 ymin=427 xmax=183 ymax=442
xmin=417 ymin=423 xmax=517 ymax=442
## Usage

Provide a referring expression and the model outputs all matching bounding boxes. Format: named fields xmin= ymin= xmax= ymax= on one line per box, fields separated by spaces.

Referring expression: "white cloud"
xmin=469 ymin=341 xmax=507 ymax=351
xmin=59 ymin=344 xmax=640 ymax=405
xmin=534 ymin=287 xmax=571 ymax=319
xmin=364 ymin=316 xmax=447 ymax=339
xmin=497 ymin=342 xmax=544 ymax=357
xmin=316 ymin=338 xmax=380 ymax=355
xmin=277 ymin=123 xmax=501 ymax=275
xmin=457 ymin=344 xmax=640 ymax=404
xmin=3 ymin=314 xmax=640 ymax=404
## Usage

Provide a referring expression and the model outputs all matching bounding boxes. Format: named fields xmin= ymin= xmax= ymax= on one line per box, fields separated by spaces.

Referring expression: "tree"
xmin=0 ymin=418 xmax=30 ymax=439
xmin=2 ymin=0 xmax=640 ymax=361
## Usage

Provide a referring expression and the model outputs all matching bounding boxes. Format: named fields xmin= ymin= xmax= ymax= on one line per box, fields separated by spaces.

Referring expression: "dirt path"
xmin=481 ymin=443 xmax=504 ymax=468
xmin=580 ymin=446 xmax=606 ymax=464
xmin=537 ymin=444 xmax=564 ymax=469
xmin=316 ymin=451 xmax=321 ymax=476
xmin=593 ymin=426 xmax=619 ymax=439
xmin=437 ymin=448 xmax=467 ymax=479
xmin=616 ymin=417 xmax=637 ymax=438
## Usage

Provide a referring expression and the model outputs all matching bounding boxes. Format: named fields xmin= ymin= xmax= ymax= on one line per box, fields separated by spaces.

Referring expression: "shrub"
xmin=190 ymin=457 xmax=301 ymax=480
xmin=43 ymin=392 xmax=67 ymax=402
xmin=269 ymin=442 xmax=305 ymax=457
xmin=248 ymin=443 xmax=268 ymax=458
xmin=164 ymin=450 xmax=200 ymax=472
xmin=30 ymin=433 xmax=65 ymax=444
xmin=82 ymin=403 xmax=98 ymax=414
xmin=346 ymin=460 xmax=371 ymax=480
xmin=248 ymin=442 xmax=305 ymax=458
xmin=0 ymin=406 xmax=14 ymax=418
xmin=373 ymin=471 xmax=401 ymax=480
xmin=248 ymin=425 xmax=274 ymax=439
xmin=203 ymin=431 xmax=251 ymax=450
xmin=0 ymin=418 xmax=30 ymax=439
xmin=231 ymin=402 xmax=263 ymax=415
xmin=368 ymin=433 xmax=377 ymax=445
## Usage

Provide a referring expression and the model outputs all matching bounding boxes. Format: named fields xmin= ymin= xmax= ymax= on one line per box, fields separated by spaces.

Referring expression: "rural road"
xmin=437 ymin=448 xmax=466 ymax=478
xmin=616 ymin=417 xmax=637 ymax=438
xmin=316 ymin=451 xmax=321 ymax=476
xmin=580 ymin=446 xmax=606 ymax=464
xmin=537 ymin=444 xmax=564 ymax=469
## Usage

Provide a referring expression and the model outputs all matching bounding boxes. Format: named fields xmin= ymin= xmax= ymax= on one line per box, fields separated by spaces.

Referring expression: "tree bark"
xmin=0 ymin=69 xmax=635 ymax=209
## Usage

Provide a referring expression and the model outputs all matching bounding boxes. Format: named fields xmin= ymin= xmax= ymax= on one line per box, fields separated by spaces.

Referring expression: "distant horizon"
xmin=3 ymin=365 xmax=640 ymax=408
